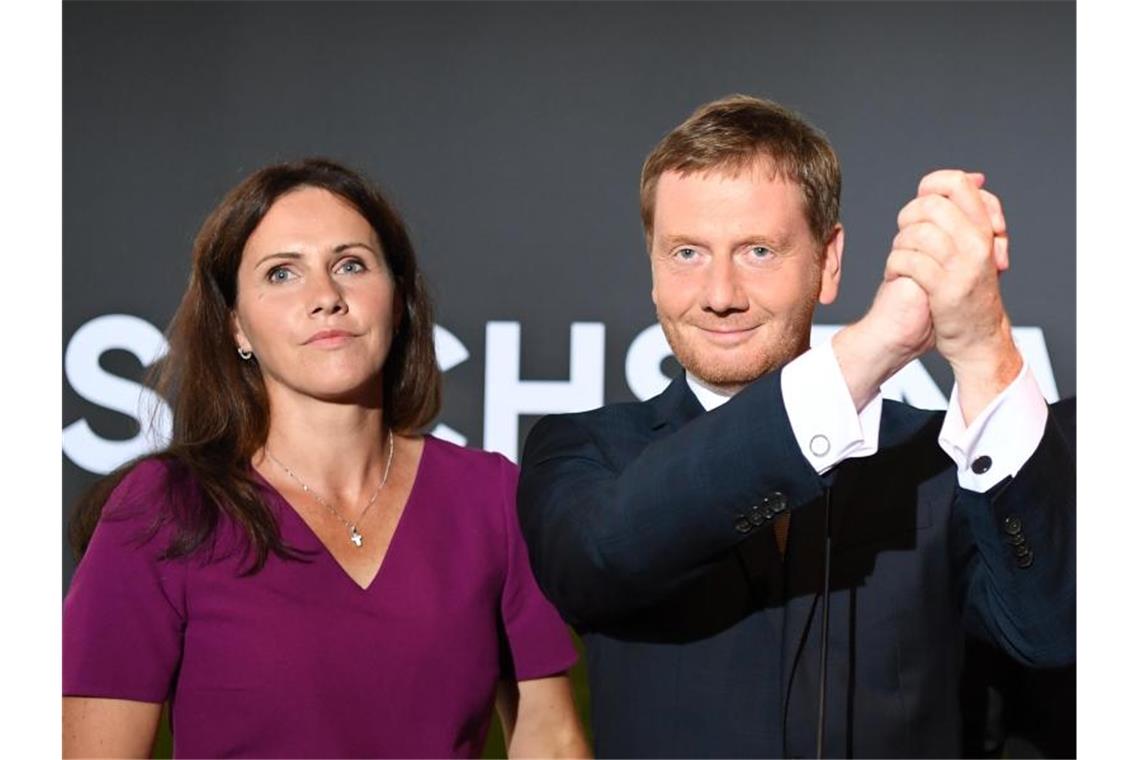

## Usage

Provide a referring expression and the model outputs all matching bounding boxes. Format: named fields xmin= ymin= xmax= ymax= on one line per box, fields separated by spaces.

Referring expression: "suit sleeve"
xmin=517 ymin=370 xmax=825 ymax=628
xmin=951 ymin=397 xmax=1076 ymax=667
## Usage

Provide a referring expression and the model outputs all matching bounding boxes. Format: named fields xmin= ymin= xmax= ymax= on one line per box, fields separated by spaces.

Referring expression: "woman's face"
xmin=231 ymin=186 xmax=398 ymax=405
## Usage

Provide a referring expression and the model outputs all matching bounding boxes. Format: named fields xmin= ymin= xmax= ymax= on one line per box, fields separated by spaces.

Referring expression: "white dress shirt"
xmin=686 ymin=336 xmax=1048 ymax=493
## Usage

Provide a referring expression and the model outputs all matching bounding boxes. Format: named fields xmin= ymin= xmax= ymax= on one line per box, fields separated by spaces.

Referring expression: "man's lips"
xmin=695 ymin=325 xmax=759 ymax=344
xmin=304 ymin=329 xmax=357 ymax=346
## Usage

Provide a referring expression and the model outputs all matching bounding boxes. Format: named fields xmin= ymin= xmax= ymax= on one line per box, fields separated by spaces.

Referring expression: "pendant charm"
xmin=350 ymin=526 xmax=364 ymax=548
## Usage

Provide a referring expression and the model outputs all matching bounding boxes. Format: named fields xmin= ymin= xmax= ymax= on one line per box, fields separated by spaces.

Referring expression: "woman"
xmin=63 ymin=158 xmax=589 ymax=758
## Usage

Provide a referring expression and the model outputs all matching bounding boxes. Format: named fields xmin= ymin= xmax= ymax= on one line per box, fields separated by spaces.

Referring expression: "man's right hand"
xmin=832 ymin=275 xmax=934 ymax=411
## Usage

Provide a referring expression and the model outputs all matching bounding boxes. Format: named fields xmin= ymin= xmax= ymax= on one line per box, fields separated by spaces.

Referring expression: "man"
xmin=517 ymin=95 xmax=1074 ymax=757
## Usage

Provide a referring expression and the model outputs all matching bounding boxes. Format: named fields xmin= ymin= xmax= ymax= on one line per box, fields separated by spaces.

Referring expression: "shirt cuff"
xmin=781 ymin=337 xmax=883 ymax=475
xmin=938 ymin=361 xmax=1049 ymax=492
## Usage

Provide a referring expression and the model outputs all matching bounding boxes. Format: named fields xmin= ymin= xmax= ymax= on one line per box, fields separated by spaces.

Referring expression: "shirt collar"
xmin=685 ymin=371 xmax=738 ymax=411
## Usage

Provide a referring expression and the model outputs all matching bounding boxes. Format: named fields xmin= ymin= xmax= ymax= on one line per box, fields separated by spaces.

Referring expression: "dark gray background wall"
xmin=63 ymin=1 xmax=1074 ymax=588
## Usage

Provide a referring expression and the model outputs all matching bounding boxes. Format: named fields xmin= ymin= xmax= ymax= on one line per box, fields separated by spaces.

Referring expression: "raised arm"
xmin=885 ymin=168 xmax=1075 ymax=665
xmin=519 ymin=255 xmax=946 ymax=630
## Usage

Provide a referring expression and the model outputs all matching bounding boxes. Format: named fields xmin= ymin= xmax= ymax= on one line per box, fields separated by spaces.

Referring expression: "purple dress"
xmin=63 ymin=436 xmax=577 ymax=758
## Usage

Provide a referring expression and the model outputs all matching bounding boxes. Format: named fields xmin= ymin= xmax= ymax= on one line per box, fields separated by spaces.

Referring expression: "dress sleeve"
xmin=495 ymin=455 xmax=578 ymax=682
xmin=63 ymin=459 xmax=187 ymax=702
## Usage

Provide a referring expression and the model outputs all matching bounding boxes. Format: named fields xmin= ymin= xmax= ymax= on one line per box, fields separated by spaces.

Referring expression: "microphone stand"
xmin=815 ymin=485 xmax=832 ymax=759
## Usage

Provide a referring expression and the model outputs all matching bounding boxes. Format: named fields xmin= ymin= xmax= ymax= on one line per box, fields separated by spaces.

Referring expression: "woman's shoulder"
xmin=100 ymin=455 xmax=202 ymax=522
xmin=422 ymin=434 xmax=517 ymax=481
xmin=417 ymin=436 xmax=521 ymax=532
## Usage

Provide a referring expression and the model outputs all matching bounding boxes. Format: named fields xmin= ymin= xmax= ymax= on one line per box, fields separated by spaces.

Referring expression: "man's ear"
xmin=817 ymin=224 xmax=844 ymax=305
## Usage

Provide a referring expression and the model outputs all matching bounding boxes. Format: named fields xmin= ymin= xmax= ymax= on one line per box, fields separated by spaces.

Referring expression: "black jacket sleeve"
xmin=952 ymin=397 xmax=1076 ymax=667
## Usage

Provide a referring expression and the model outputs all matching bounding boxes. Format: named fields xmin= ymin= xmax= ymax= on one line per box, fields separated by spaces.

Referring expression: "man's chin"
xmin=677 ymin=354 xmax=772 ymax=389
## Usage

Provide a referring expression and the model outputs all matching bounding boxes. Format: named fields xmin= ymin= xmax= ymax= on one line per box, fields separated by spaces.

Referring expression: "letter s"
xmin=62 ymin=314 xmax=172 ymax=475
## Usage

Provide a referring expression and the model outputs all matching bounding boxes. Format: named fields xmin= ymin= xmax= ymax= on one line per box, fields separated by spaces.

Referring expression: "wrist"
xmin=833 ymin=319 xmax=913 ymax=411
xmin=947 ymin=321 xmax=1024 ymax=425
xmin=946 ymin=318 xmax=1021 ymax=386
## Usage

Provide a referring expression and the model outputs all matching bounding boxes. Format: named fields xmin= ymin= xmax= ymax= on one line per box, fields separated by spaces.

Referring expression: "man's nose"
xmin=308 ymin=272 xmax=347 ymax=315
xmin=702 ymin=256 xmax=747 ymax=313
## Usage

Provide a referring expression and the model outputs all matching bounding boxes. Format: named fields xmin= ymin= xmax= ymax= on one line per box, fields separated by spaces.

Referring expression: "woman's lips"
xmin=304 ymin=329 xmax=356 ymax=347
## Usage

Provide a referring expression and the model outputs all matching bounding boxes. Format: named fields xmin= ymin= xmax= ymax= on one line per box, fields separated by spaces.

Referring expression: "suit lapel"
xmin=648 ymin=373 xmax=705 ymax=433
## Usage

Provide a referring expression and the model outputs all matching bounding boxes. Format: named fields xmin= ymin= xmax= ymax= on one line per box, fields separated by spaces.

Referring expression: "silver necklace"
xmin=265 ymin=430 xmax=395 ymax=549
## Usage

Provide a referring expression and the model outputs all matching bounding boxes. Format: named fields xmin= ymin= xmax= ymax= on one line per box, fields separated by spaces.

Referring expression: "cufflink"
xmin=971 ymin=455 xmax=993 ymax=474
xmin=809 ymin=434 xmax=831 ymax=457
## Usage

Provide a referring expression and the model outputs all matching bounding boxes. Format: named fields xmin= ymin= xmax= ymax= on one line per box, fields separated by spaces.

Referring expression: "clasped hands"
xmin=835 ymin=169 xmax=1023 ymax=423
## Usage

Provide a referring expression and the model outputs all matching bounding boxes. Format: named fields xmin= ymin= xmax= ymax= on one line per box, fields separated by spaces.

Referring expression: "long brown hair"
xmin=69 ymin=158 xmax=442 ymax=571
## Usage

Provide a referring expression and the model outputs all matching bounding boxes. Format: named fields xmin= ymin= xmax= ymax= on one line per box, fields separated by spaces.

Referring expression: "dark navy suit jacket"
xmin=517 ymin=369 xmax=1075 ymax=758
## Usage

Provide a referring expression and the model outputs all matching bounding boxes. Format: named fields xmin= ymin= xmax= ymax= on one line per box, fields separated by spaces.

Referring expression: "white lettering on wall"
xmin=1011 ymin=327 xmax=1060 ymax=403
xmin=625 ymin=323 xmax=674 ymax=401
xmin=431 ymin=324 xmax=470 ymax=446
xmin=62 ymin=315 xmax=1062 ymax=472
xmin=62 ymin=314 xmax=172 ymax=474
xmin=483 ymin=321 xmax=605 ymax=461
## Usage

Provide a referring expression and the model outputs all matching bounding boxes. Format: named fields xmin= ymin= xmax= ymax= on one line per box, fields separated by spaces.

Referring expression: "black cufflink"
xmin=971 ymin=455 xmax=993 ymax=475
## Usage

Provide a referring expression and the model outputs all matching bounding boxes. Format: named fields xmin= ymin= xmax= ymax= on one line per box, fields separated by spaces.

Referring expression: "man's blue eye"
xmin=750 ymin=246 xmax=772 ymax=258
xmin=676 ymin=247 xmax=698 ymax=260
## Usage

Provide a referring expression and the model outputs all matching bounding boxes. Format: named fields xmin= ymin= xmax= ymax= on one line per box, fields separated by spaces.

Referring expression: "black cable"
xmin=815 ymin=485 xmax=832 ymax=759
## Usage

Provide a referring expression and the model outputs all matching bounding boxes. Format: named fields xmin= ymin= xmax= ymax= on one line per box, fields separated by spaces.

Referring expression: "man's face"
xmin=649 ymin=162 xmax=843 ymax=391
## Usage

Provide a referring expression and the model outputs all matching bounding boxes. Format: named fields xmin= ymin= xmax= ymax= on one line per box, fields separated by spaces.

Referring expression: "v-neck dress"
xmin=63 ymin=436 xmax=577 ymax=758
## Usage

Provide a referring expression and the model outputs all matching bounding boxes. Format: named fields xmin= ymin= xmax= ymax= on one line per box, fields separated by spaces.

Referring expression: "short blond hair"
xmin=640 ymin=95 xmax=841 ymax=244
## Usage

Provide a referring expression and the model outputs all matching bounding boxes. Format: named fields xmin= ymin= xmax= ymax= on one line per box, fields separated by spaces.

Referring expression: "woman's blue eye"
xmin=338 ymin=259 xmax=366 ymax=274
xmin=267 ymin=267 xmax=293 ymax=283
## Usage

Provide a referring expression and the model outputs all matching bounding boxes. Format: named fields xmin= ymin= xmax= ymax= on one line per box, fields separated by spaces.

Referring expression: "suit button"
xmin=971 ymin=455 xmax=993 ymax=474
xmin=1014 ymin=543 xmax=1032 ymax=558
xmin=748 ymin=510 xmax=766 ymax=528
xmin=762 ymin=491 xmax=788 ymax=514
xmin=1008 ymin=533 xmax=1026 ymax=547
xmin=1003 ymin=516 xmax=1022 ymax=535
xmin=1016 ymin=550 xmax=1035 ymax=569
xmin=734 ymin=516 xmax=753 ymax=534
